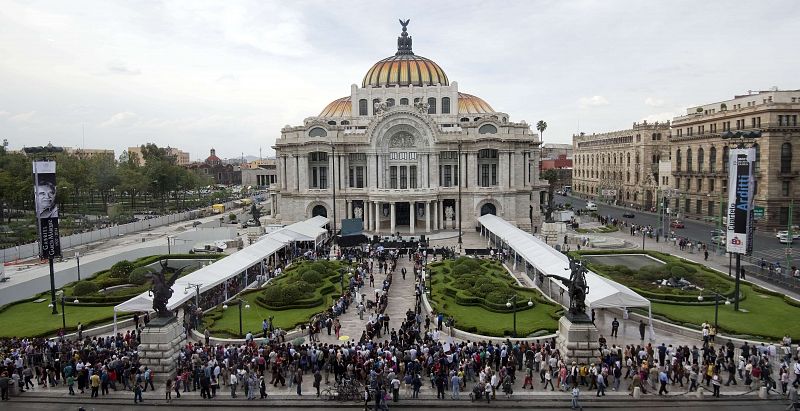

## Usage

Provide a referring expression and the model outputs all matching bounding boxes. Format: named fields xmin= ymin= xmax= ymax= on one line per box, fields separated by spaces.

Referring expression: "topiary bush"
xmin=128 ymin=267 xmax=152 ymax=285
xmin=110 ymin=260 xmax=135 ymax=279
xmin=73 ymin=281 xmax=99 ymax=296
xmin=300 ymin=269 xmax=323 ymax=285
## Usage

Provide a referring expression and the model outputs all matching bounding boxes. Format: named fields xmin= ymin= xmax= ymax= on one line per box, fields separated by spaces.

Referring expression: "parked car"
xmin=776 ymin=230 xmax=800 ymax=240
xmin=585 ymin=202 xmax=598 ymax=211
xmin=711 ymin=235 xmax=726 ymax=245
xmin=779 ymin=234 xmax=795 ymax=244
xmin=622 ymin=211 xmax=635 ymax=218
xmin=670 ymin=220 xmax=685 ymax=228
xmin=710 ymin=229 xmax=725 ymax=237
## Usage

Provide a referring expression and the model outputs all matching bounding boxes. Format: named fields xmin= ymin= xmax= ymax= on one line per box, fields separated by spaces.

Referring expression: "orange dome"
xmin=458 ymin=93 xmax=494 ymax=114
xmin=362 ymin=54 xmax=448 ymax=88
xmin=320 ymin=96 xmax=351 ymax=117
xmin=362 ymin=20 xmax=448 ymax=88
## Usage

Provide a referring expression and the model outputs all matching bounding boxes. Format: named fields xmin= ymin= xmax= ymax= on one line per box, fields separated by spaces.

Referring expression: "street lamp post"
xmin=330 ymin=142 xmax=338 ymax=247
xmin=75 ymin=251 xmax=81 ymax=281
xmin=697 ymin=290 xmax=731 ymax=331
xmin=505 ymin=295 xmax=533 ymax=338
xmin=642 ymin=228 xmax=646 ymax=250
xmin=223 ymin=299 xmax=250 ymax=338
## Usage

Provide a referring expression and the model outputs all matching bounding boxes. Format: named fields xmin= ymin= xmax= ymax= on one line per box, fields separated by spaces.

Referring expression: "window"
xmin=686 ymin=148 xmax=692 ymax=172
xmin=779 ymin=115 xmax=784 ymax=126
xmin=685 ymin=178 xmax=690 ymax=190
xmin=710 ymin=178 xmax=715 ymax=192
xmin=410 ymin=165 xmax=417 ymax=188
xmin=358 ymin=99 xmax=368 ymax=116
xmin=399 ymin=166 xmax=407 ymax=189
xmin=684 ymin=198 xmax=690 ymax=213
xmin=481 ymin=164 xmax=490 ymax=187
xmin=427 ymin=97 xmax=436 ymax=114
xmin=753 ymin=143 xmax=761 ymax=172
xmin=442 ymin=165 xmax=452 ymax=187
xmin=675 ymin=177 xmax=680 ymax=189
xmin=698 ymin=148 xmax=704 ymax=172
xmin=781 ymin=142 xmax=792 ymax=173
xmin=309 ymin=127 xmax=327 ymax=138
xmin=722 ymin=146 xmax=729 ymax=171
xmin=386 ymin=98 xmax=395 ymax=107
xmin=308 ymin=152 xmax=328 ymax=189
xmin=696 ymin=199 xmax=702 ymax=214
xmin=400 ymin=98 xmax=409 ymax=105
xmin=441 ymin=97 xmax=450 ymax=114
xmin=697 ymin=178 xmax=703 ymax=191
xmin=478 ymin=124 xmax=498 ymax=134
xmin=709 ymin=147 xmax=717 ymax=173
xmin=389 ymin=166 xmax=398 ymax=189
xmin=708 ymin=201 xmax=714 ymax=217
xmin=782 ymin=181 xmax=790 ymax=196
xmin=780 ymin=207 xmax=790 ymax=225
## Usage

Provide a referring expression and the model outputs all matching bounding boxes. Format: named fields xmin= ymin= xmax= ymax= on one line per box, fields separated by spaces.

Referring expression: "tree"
xmin=541 ymin=169 xmax=559 ymax=222
xmin=536 ymin=120 xmax=547 ymax=144
xmin=90 ymin=155 xmax=120 ymax=214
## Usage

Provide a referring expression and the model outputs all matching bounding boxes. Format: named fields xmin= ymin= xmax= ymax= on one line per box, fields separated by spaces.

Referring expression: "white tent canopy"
xmin=113 ymin=216 xmax=330 ymax=328
xmin=478 ymin=214 xmax=650 ymax=310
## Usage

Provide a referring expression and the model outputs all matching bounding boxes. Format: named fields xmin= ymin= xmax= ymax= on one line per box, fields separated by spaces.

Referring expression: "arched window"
xmin=709 ymin=147 xmax=717 ymax=173
xmin=460 ymin=117 xmax=469 ymax=122
xmin=627 ymin=153 xmax=631 ymax=167
xmin=478 ymin=124 xmax=498 ymax=134
xmin=358 ymin=99 xmax=368 ymax=116
xmin=722 ymin=146 xmax=729 ymax=171
xmin=676 ymin=149 xmax=681 ymax=171
xmin=340 ymin=120 xmax=350 ymax=125
xmin=781 ymin=142 xmax=793 ymax=173
xmin=480 ymin=203 xmax=496 ymax=216
xmin=686 ymin=148 xmax=693 ymax=172
xmin=327 ymin=121 xmax=336 ymax=125
xmin=312 ymin=205 xmax=327 ymax=217
xmin=427 ymin=97 xmax=436 ymax=114
xmin=309 ymin=127 xmax=327 ymax=138
xmin=698 ymin=148 xmax=705 ymax=172
xmin=442 ymin=97 xmax=451 ymax=114
xmin=400 ymin=98 xmax=409 ymax=105
xmin=627 ymin=171 xmax=631 ymax=182
xmin=635 ymin=153 xmax=640 ymax=165
xmin=386 ymin=98 xmax=395 ymax=107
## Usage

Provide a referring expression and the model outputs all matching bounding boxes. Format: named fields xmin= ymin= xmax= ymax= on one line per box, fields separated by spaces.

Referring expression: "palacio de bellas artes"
xmin=0 ymin=2 xmax=798 ymax=410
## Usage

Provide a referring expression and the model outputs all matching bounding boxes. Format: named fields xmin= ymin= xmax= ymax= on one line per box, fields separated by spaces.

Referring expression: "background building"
xmin=127 ymin=146 xmax=190 ymax=166
xmin=241 ymin=158 xmax=278 ymax=188
xmin=539 ymin=153 xmax=572 ymax=190
xmin=273 ymin=22 xmax=546 ymax=233
xmin=187 ymin=148 xmax=241 ymax=186
xmin=572 ymin=121 xmax=671 ymax=209
xmin=62 ymin=147 xmax=115 ymax=159
xmin=541 ymin=143 xmax=573 ymax=160
xmin=670 ymin=89 xmax=800 ymax=231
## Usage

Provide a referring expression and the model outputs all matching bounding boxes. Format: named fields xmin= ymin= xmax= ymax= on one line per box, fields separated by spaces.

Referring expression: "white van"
xmin=585 ymin=202 xmax=598 ymax=211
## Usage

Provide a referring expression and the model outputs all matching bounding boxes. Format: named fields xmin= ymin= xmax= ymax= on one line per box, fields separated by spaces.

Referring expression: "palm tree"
xmin=536 ymin=120 xmax=547 ymax=144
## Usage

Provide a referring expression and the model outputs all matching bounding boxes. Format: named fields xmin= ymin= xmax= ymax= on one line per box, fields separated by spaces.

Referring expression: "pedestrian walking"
xmin=639 ymin=320 xmax=646 ymax=341
xmin=133 ymin=381 xmax=143 ymax=404
xmin=165 ymin=379 xmax=173 ymax=403
xmin=571 ymin=386 xmax=583 ymax=410
xmin=295 ymin=370 xmax=303 ymax=396
xmin=611 ymin=318 xmax=619 ymax=338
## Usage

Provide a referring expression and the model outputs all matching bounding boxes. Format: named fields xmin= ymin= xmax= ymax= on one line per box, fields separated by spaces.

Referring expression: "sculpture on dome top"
xmin=396 ymin=19 xmax=413 ymax=55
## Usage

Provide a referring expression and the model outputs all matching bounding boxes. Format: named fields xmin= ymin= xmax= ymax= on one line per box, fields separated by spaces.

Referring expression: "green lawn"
xmin=203 ymin=260 xmax=347 ymax=338
xmin=429 ymin=258 xmax=560 ymax=337
xmin=647 ymin=284 xmax=800 ymax=341
xmin=0 ymin=300 xmax=123 ymax=338
xmin=576 ymin=250 xmax=800 ymax=341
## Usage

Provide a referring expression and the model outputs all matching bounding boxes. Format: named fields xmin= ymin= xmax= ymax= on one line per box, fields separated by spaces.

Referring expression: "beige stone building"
xmin=670 ymin=89 xmax=800 ymax=231
xmin=572 ymin=121 xmax=671 ymax=209
xmin=272 ymin=22 xmax=546 ymax=233
xmin=127 ymin=146 xmax=190 ymax=166
xmin=241 ymin=159 xmax=278 ymax=188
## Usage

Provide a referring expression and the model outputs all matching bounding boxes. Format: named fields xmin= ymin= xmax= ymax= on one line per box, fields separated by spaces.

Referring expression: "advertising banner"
xmin=726 ymin=148 xmax=755 ymax=254
xmin=33 ymin=161 xmax=61 ymax=258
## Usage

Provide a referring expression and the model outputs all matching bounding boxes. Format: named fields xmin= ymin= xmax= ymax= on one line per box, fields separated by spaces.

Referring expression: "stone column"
xmin=410 ymin=202 xmax=416 ymax=234
xmin=390 ymin=202 xmax=396 ymax=234
xmin=345 ymin=200 xmax=351 ymax=219
xmin=425 ymin=201 xmax=431 ymax=233
xmin=498 ymin=151 xmax=507 ymax=189
xmin=374 ymin=201 xmax=380 ymax=232
xmin=431 ymin=153 xmax=440 ymax=189
xmin=472 ymin=152 xmax=479 ymax=188
xmin=364 ymin=200 xmax=370 ymax=231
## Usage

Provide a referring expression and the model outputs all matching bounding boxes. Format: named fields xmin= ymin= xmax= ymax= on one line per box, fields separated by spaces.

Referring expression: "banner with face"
xmin=33 ymin=161 xmax=61 ymax=258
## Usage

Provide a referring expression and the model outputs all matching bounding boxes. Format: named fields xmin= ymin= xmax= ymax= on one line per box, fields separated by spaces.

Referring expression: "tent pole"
xmin=648 ymin=305 xmax=655 ymax=341
xmin=113 ymin=309 xmax=117 ymax=335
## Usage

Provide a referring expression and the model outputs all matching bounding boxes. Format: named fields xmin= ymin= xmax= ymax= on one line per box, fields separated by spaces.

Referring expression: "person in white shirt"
xmin=229 ymin=373 xmax=238 ymax=398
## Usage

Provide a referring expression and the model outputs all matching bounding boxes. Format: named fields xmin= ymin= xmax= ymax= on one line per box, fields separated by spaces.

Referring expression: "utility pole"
xmin=787 ymin=200 xmax=794 ymax=270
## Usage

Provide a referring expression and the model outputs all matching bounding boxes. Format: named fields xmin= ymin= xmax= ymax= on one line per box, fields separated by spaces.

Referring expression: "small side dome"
xmin=458 ymin=92 xmax=494 ymax=114
xmin=320 ymin=96 xmax=351 ymax=117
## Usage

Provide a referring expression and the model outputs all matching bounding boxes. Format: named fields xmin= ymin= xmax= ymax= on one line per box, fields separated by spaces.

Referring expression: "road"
xmin=555 ymin=194 xmax=789 ymax=257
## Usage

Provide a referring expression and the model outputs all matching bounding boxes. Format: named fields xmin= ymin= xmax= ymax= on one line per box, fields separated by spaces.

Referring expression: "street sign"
xmin=754 ymin=206 xmax=765 ymax=219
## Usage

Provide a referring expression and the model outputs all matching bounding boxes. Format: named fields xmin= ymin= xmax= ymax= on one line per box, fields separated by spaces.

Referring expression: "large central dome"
xmin=361 ymin=20 xmax=449 ymax=88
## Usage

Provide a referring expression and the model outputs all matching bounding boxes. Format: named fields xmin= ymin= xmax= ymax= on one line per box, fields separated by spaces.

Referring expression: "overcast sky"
xmin=1 ymin=0 xmax=797 ymax=161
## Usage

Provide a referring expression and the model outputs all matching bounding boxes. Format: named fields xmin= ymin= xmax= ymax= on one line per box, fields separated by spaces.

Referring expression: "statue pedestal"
xmin=138 ymin=316 xmax=184 ymax=383
xmin=556 ymin=315 xmax=601 ymax=365
xmin=446 ymin=219 xmax=454 ymax=230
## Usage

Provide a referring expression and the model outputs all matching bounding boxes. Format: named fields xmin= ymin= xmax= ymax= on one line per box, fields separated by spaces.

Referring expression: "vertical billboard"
xmin=726 ymin=148 xmax=755 ymax=254
xmin=33 ymin=161 xmax=61 ymax=258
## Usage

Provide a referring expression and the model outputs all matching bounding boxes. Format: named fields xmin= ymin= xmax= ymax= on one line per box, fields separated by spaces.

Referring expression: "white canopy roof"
xmin=114 ymin=216 xmax=329 ymax=314
xmin=478 ymin=214 xmax=650 ymax=309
